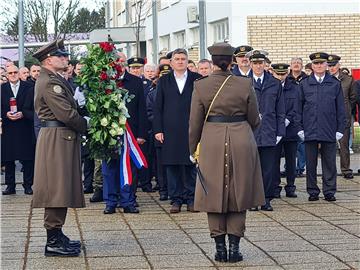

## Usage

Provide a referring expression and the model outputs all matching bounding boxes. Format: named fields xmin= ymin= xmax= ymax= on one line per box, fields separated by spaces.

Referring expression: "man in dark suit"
xmin=153 ymin=48 xmax=202 ymax=213
xmin=1 ymin=64 xmax=35 ymax=195
xmin=102 ymin=52 xmax=147 ymax=214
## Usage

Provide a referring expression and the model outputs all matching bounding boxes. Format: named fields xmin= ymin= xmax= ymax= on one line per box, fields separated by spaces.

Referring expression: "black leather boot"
xmin=228 ymin=234 xmax=243 ymax=262
xmin=89 ymin=189 xmax=103 ymax=202
xmin=214 ymin=235 xmax=227 ymax=262
xmin=59 ymin=230 xmax=81 ymax=249
xmin=45 ymin=229 xmax=80 ymax=257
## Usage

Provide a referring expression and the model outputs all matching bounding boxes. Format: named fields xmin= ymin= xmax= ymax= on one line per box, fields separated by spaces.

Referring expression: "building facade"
xmin=108 ymin=0 xmax=360 ymax=68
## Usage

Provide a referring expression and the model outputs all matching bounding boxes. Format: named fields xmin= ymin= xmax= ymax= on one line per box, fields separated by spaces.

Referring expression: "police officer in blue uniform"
xmin=128 ymin=57 xmax=154 ymax=193
xmin=231 ymin=45 xmax=253 ymax=77
xmin=248 ymin=50 xmax=286 ymax=211
xmin=272 ymin=63 xmax=301 ymax=198
xmin=298 ymin=52 xmax=346 ymax=202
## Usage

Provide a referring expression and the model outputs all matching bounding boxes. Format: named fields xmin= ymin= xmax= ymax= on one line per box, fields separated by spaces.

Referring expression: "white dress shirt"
xmin=10 ymin=81 xmax=20 ymax=97
xmin=253 ymin=73 xmax=264 ymax=85
xmin=174 ymin=70 xmax=188 ymax=94
xmin=240 ymin=69 xmax=251 ymax=77
xmin=314 ymin=74 xmax=325 ymax=83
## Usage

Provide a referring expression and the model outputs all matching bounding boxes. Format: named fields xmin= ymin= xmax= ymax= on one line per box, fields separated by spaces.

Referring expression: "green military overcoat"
xmin=189 ymin=70 xmax=265 ymax=213
xmin=32 ymin=67 xmax=87 ymax=208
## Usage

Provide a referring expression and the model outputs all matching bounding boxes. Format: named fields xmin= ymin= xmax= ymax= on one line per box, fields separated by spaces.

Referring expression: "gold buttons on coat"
xmin=225 ymin=143 xmax=228 ymax=146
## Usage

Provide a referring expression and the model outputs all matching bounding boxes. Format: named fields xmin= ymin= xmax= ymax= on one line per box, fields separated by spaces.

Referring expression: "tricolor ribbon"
xmin=120 ymin=122 xmax=148 ymax=187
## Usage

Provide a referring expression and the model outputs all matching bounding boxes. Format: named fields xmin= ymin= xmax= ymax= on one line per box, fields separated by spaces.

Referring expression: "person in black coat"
xmin=271 ymin=64 xmax=301 ymax=199
xmin=102 ymin=52 xmax=147 ymax=214
xmin=1 ymin=65 xmax=35 ymax=195
xmin=298 ymin=52 xmax=346 ymax=202
xmin=153 ymin=49 xmax=202 ymax=213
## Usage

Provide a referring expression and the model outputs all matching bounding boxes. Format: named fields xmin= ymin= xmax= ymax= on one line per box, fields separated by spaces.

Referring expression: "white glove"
xmin=74 ymin=87 xmax=86 ymax=107
xmin=276 ymin=136 xmax=282 ymax=145
xmin=189 ymin=155 xmax=196 ymax=164
xmin=336 ymin=132 xmax=343 ymax=141
xmin=259 ymin=113 xmax=263 ymax=120
xmin=84 ymin=116 xmax=91 ymax=128
xmin=297 ymin=130 xmax=304 ymax=141
xmin=285 ymin=118 xmax=290 ymax=127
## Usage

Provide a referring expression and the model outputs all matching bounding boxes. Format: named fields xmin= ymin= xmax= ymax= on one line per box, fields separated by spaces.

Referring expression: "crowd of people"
xmin=1 ymin=39 xmax=360 ymax=259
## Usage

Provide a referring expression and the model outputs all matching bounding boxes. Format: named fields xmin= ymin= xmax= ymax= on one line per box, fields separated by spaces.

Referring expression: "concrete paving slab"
xmin=251 ymin=240 xmax=318 ymax=252
xmin=0 ymin=258 xmax=24 ymax=270
xmin=87 ymin=256 xmax=149 ymax=269
xmin=281 ymin=262 xmax=351 ymax=270
xmin=147 ymin=254 xmax=213 ymax=269
xmin=26 ymin=257 xmax=86 ymax=270
xmin=141 ymin=242 xmax=202 ymax=255
xmin=268 ymin=251 xmax=340 ymax=264
xmin=85 ymin=243 xmax=142 ymax=257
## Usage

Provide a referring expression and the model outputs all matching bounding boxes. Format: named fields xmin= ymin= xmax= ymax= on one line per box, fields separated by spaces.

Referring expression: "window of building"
xmin=189 ymin=27 xmax=199 ymax=46
xmin=160 ymin=35 xmax=170 ymax=51
xmin=211 ymin=19 xmax=229 ymax=43
xmin=174 ymin=31 xmax=186 ymax=48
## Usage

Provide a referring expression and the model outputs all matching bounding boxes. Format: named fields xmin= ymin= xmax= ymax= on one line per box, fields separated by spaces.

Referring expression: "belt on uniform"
xmin=207 ymin=115 xmax=247 ymax=123
xmin=41 ymin=120 xmax=66 ymax=128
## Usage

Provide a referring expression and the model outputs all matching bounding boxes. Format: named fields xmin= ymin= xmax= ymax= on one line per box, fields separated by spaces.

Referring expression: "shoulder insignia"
xmin=53 ymin=85 xmax=63 ymax=94
xmin=195 ymin=75 xmax=208 ymax=81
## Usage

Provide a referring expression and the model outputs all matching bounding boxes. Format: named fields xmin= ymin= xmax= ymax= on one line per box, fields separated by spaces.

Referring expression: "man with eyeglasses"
xmin=1 ymin=64 xmax=35 ymax=196
xmin=298 ymin=52 xmax=346 ymax=202
xmin=327 ymin=54 xmax=357 ymax=179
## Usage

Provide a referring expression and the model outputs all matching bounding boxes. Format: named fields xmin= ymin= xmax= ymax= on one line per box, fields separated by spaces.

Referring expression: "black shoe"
xmin=280 ymin=171 xmax=286 ymax=177
xmin=60 ymin=232 xmax=81 ymax=249
xmin=249 ymin=207 xmax=259 ymax=211
xmin=153 ymin=184 xmax=160 ymax=191
xmin=2 ymin=186 xmax=16 ymax=195
xmin=261 ymin=203 xmax=273 ymax=211
xmin=123 ymin=206 xmax=139 ymax=214
xmin=308 ymin=195 xmax=319 ymax=201
xmin=83 ymin=187 xmax=93 ymax=194
xmin=324 ymin=195 xmax=336 ymax=202
xmin=142 ymin=187 xmax=155 ymax=193
xmin=273 ymin=193 xmax=281 ymax=199
xmin=103 ymin=206 xmax=116 ymax=214
xmin=228 ymin=234 xmax=243 ymax=262
xmin=286 ymin=192 xmax=297 ymax=198
xmin=214 ymin=235 xmax=227 ymax=262
xmin=343 ymin=173 xmax=354 ymax=179
xmin=24 ymin=187 xmax=33 ymax=195
xmin=159 ymin=194 xmax=168 ymax=201
xmin=89 ymin=189 xmax=103 ymax=202
xmin=296 ymin=172 xmax=305 ymax=177
xmin=45 ymin=229 xmax=80 ymax=257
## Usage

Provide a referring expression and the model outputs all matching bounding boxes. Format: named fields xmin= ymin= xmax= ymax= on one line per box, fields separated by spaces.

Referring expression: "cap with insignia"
xmin=309 ymin=52 xmax=329 ymax=63
xmin=271 ymin=63 xmax=290 ymax=75
xmin=166 ymin=51 xmax=173 ymax=60
xmin=207 ymin=42 xmax=235 ymax=56
xmin=265 ymin=57 xmax=271 ymax=64
xmin=127 ymin=57 xmax=145 ymax=67
xmin=327 ymin=54 xmax=341 ymax=66
xmin=33 ymin=39 xmax=70 ymax=62
xmin=246 ymin=49 xmax=269 ymax=62
xmin=234 ymin=45 xmax=253 ymax=57
xmin=159 ymin=64 xmax=172 ymax=77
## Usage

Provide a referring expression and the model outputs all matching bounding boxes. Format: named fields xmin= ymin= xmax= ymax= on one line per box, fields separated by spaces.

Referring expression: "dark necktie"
xmin=318 ymin=77 xmax=322 ymax=84
xmin=256 ymin=78 xmax=262 ymax=88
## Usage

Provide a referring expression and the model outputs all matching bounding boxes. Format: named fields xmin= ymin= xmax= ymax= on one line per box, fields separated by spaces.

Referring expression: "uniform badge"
xmin=53 ymin=85 xmax=62 ymax=94
xmin=143 ymin=81 xmax=147 ymax=85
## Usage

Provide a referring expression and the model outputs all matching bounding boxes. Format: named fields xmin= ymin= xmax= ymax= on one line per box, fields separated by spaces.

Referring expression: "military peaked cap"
xmin=127 ymin=57 xmax=145 ymax=67
xmin=33 ymin=39 xmax=70 ymax=62
xmin=271 ymin=63 xmax=290 ymax=74
xmin=327 ymin=54 xmax=341 ymax=66
xmin=207 ymin=42 xmax=235 ymax=56
xmin=309 ymin=52 xmax=329 ymax=63
xmin=246 ymin=49 xmax=269 ymax=62
xmin=234 ymin=45 xmax=253 ymax=57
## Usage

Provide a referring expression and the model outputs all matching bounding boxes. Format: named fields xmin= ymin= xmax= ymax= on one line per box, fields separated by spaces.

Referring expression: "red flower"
xmin=99 ymin=42 xmax=115 ymax=52
xmin=114 ymin=64 xmax=123 ymax=74
xmin=116 ymin=81 xmax=124 ymax=88
xmin=105 ymin=89 xmax=112 ymax=95
xmin=100 ymin=71 xmax=108 ymax=81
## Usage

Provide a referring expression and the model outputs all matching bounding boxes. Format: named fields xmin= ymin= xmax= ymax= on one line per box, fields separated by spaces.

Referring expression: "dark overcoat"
xmin=32 ymin=67 xmax=87 ymax=208
xmin=253 ymin=72 xmax=286 ymax=147
xmin=189 ymin=70 xmax=265 ymax=213
xmin=153 ymin=70 xmax=202 ymax=165
xmin=283 ymin=76 xmax=301 ymax=141
xmin=299 ymin=73 xmax=346 ymax=142
xmin=337 ymin=72 xmax=357 ymax=127
xmin=1 ymin=81 xmax=35 ymax=161
xmin=123 ymin=71 xmax=147 ymax=139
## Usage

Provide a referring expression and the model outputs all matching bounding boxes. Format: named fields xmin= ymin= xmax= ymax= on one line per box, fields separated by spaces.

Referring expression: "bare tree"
xmin=25 ymin=0 xmax=50 ymax=42
xmin=131 ymin=0 xmax=155 ymax=56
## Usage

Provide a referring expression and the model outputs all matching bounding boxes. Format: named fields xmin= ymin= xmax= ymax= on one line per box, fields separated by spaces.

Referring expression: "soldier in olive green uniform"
xmin=189 ymin=43 xmax=265 ymax=263
xmin=32 ymin=40 xmax=88 ymax=257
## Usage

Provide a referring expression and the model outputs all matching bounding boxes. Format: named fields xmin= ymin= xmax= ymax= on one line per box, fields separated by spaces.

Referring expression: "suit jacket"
xmin=1 ymin=80 xmax=35 ymax=161
xmin=153 ymin=69 xmax=202 ymax=165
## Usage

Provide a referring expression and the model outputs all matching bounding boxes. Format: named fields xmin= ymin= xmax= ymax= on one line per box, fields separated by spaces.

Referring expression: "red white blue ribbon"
xmin=120 ymin=122 xmax=148 ymax=187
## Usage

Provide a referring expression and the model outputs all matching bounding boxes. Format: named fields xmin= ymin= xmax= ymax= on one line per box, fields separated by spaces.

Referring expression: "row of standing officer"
xmin=231 ymin=46 xmax=347 ymax=210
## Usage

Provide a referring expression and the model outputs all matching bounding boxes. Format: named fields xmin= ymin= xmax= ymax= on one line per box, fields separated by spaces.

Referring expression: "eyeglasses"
xmin=7 ymin=71 xmax=18 ymax=75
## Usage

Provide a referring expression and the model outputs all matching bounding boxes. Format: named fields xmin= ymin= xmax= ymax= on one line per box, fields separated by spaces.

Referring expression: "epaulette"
xmin=195 ymin=75 xmax=208 ymax=81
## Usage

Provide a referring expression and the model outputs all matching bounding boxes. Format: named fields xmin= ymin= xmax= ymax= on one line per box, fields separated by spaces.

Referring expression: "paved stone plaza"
xmin=1 ymin=152 xmax=360 ymax=270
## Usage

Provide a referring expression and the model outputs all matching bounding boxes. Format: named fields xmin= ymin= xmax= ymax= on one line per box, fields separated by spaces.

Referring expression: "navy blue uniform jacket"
xmin=283 ymin=76 xmax=301 ymax=141
xmin=153 ymin=70 xmax=202 ymax=165
xmin=253 ymin=72 xmax=286 ymax=147
xmin=123 ymin=71 xmax=147 ymax=139
xmin=299 ymin=73 xmax=346 ymax=142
